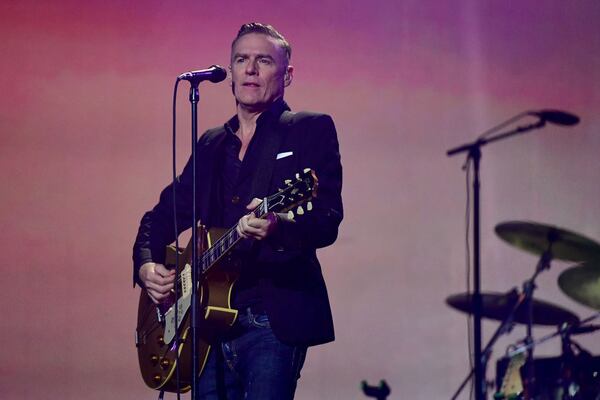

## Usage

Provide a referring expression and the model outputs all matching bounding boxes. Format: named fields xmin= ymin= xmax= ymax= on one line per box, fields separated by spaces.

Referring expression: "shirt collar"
xmin=224 ymin=97 xmax=290 ymax=134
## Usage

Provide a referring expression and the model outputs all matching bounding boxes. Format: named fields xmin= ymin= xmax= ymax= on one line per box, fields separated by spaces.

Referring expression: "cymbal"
xmin=495 ymin=221 xmax=600 ymax=262
xmin=558 ymin=264 xmax=600 ymax=310
xmin=446 ymin=291 xmax=579 ymax=326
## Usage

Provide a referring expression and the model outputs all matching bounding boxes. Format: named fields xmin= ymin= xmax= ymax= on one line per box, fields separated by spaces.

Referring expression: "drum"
xmin=495 ymin=354 xmax=600 ymax=399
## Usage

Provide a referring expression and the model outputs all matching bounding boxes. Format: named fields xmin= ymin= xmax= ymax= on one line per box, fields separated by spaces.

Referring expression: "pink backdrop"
xmin=2 ymin=1 xmax=600 ymax=399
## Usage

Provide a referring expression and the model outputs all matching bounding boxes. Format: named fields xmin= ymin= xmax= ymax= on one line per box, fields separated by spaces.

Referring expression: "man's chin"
xmin=238 ymin=100 xmax=268 ymax=113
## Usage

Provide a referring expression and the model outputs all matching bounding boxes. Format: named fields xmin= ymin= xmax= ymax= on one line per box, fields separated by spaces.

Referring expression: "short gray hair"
xmin=231 ymin=22 xmax=291 ymax=63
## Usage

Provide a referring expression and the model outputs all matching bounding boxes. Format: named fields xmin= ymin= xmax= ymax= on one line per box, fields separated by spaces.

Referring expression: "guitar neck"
xmin=198 ymin=200 xmax=270 ymax=272
xmin=195 ymin=168 xmax=317 ymax=273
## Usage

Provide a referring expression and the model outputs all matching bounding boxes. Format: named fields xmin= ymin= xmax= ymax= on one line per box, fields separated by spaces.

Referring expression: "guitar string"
xmin=196 ymin=179 xmax=303 ymax=267
xmin=196 ymin=179 xmax=312 ymax=271
xmin=200 ymin=200 xmax=267 ymax=265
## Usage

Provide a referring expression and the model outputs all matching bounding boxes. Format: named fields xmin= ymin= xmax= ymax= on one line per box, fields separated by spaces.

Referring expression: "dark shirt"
xmin=220 ymin=129 xmax=244 ymax=228
xmin=217 ymin=98 xmax=291 ymax=312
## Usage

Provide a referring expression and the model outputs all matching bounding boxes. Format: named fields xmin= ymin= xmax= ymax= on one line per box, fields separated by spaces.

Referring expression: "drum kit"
xmin=446 ymin=221 xmax=600 ymax=400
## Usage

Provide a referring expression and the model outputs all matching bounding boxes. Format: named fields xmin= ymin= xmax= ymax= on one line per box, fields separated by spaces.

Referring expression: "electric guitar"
xmin=135 ymin=168 xmax=318 ymax=392
xmin=494 ymin=353 xmax=526 ymax=400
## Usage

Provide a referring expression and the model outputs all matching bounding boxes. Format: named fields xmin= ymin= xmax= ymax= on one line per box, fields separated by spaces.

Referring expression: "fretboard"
xmin=199 ymin=200 xmax=269 ymax=272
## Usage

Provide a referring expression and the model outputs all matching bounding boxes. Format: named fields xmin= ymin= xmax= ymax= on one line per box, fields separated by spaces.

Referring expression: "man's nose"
xmin=245 ymin=60 xmax=257 ymax=74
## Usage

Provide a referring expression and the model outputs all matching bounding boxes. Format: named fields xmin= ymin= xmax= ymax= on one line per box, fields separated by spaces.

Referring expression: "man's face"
xmin=230 ymin=33 xmax=292 ymax=112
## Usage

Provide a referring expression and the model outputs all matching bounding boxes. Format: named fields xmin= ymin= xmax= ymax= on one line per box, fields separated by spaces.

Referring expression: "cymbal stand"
xmin=521 ymin=239 xmax=555 ymax=399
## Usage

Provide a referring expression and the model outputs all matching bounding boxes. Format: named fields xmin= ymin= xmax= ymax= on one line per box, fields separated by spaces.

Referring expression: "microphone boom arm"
xmin=447 ymin=119 xmax=545 ymax=157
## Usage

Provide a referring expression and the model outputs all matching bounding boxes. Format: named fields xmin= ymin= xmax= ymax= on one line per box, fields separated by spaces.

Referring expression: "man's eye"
xmin=235 ymin=57 xmax=246 ymax=63
xmin=258 ymin=58 xmax=272 ymax=65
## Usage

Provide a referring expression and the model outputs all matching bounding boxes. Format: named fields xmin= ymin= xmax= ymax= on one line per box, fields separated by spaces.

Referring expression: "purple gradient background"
xmin=1 ymin=1 xmax=600 ymax=399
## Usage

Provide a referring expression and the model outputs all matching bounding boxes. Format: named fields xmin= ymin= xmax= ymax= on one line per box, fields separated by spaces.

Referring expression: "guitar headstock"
xmin=261 ymin=168 xmax=318 ymax=218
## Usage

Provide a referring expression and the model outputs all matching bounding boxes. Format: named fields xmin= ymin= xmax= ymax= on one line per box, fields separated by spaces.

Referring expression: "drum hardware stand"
xmin=447 ymin=114 xmax=546 ymax=400
xmin=451 ymin=288 xmax=526 ymax=400
xmin=507 ymin=312 xmax=600 ymax=359
xmin=503 ymin=313 xmax=600 ymax=400
xmin=449 ymin=239 xmax=557 ymax=400
xmin=559 ymin=325 xmax=577 ymax=399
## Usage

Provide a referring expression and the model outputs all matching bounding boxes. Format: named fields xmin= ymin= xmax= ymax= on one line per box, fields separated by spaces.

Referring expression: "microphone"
xmin=177 ymin=65 xmax=227 ymax=83
xmin=529 ymin=109 xmax=580 ymax=126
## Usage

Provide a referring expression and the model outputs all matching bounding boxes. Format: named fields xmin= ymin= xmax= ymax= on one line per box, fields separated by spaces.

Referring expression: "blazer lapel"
xmin=197 ymin=129 xmax=227 ymax=226
xmin=249 ymin=111 xmax=292 ymax=199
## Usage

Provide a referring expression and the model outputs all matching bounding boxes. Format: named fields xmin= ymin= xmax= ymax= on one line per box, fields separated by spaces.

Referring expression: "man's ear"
xmin=229 ymin=65 xmax=235 ymax=95
xmin=284 ymin=65 xmax=294 ymax=87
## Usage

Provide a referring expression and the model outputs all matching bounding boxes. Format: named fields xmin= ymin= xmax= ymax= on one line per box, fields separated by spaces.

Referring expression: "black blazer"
xmin=133 ymin=100 xmax=343 ymax=346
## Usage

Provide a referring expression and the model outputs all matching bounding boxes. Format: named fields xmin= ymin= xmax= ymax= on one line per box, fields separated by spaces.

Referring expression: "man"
xmin=133 ymin=23 xmax=343 ymax=399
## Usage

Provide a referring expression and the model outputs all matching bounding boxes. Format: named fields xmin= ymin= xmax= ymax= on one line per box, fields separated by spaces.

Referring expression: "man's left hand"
xmin=237 ymin=198 xmax=277 ymax=240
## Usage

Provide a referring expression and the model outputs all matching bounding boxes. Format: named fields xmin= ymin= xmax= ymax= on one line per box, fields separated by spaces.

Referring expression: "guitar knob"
xmin=157 ymin=336 xmax=165 ymax=346
xmin=287 ymin=211 xmax=295 ymax=220
xmin=153 ymin=374 xmax=162 ymax=384
xmin=160 ymin=358 xmax=170 ymax=369
xmin=150 ymin=354 xmax=159 ymax=365
xmin=307 ymin=201 xmax=313 ymax=211
xmin=297 ymin=206 xmax=304 ymax=215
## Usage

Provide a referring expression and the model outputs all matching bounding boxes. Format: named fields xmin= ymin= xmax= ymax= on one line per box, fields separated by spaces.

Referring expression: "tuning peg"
xmin=284 ymin=179 xmax=292 ymax=185
xmin=287 ymin=211 xmax=295 ymax=220
xmin=303 ymin=168 xmax=311 ymax=173
xmin=297 ymin=206 xmax=304 ymax=215
xmin=296 ymin=173 xmax=301 ymax=179
xmin=307 ymin=201 xmax=313 ymax=211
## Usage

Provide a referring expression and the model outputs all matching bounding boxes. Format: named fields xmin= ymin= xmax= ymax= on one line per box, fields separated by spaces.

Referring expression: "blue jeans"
xmin=195 ymin=308 xmax=307 ymax=400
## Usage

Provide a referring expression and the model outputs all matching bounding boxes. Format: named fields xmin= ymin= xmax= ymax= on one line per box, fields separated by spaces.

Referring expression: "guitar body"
xmin=134 ymin=169 xmax=318 ymax=393
xmin=135 ymin=226 xmax=240 ymax=393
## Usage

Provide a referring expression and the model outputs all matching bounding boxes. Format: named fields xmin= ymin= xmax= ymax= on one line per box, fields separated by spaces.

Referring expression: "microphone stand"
xmin=447 ymin=116 xmax=546 ymax=400
xmin=182 ymin=77 xmax=201 ymax=400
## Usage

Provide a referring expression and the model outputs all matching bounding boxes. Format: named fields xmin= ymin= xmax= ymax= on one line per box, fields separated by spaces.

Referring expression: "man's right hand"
xmin=139 ymin=262 xmax=175 ymax=304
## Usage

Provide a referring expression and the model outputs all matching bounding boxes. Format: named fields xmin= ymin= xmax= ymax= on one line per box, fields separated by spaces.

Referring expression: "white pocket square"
xmin=276 ymin=151 xmax=293 ymax=160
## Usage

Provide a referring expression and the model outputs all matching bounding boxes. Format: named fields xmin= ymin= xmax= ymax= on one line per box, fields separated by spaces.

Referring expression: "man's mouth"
xmin=243 ymin=82 xmax=260 ymax=87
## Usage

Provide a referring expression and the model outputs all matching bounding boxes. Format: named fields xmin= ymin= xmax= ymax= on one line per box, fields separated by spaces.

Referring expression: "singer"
xmin=132 ymin=23 xmax=343 ymax=399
